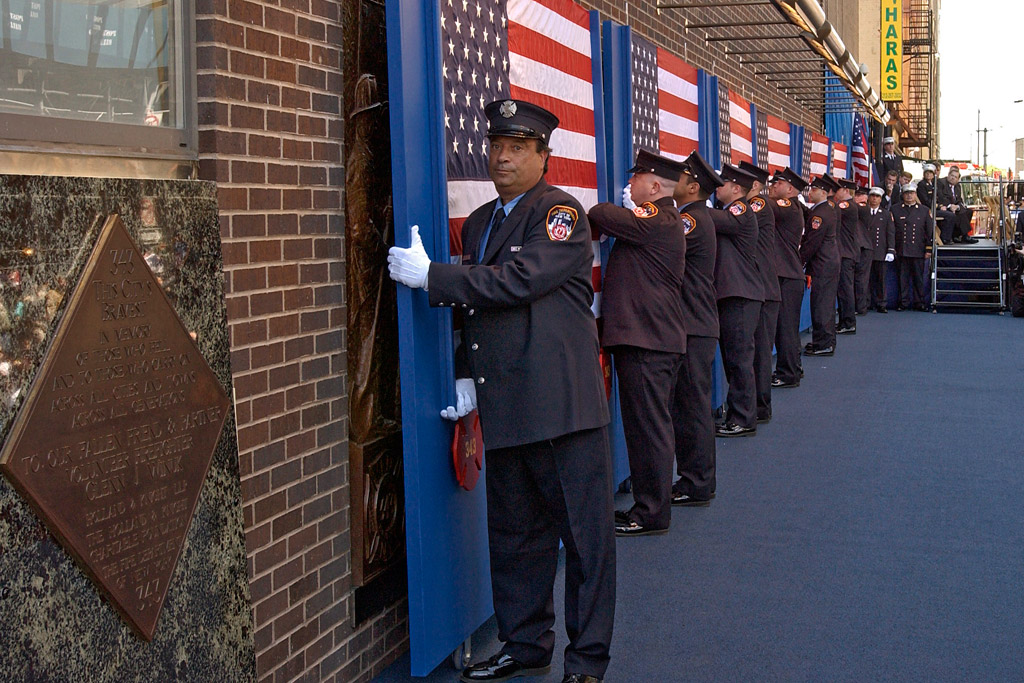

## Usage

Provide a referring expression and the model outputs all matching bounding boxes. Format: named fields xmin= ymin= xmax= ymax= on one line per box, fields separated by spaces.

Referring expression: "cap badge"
xmin=499 ymin=100 xmax=517 ymax=118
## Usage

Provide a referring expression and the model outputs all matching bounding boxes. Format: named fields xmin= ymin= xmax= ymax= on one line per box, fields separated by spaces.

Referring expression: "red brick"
xmin=228 ymin=0 xmax=263 ymax=24
xmin=245 ymin=27 xmax=280 ymax=54
xmin=267 ymin=163 xmax=298 ymax=185
xmin=267 ymin=58 xmax=297 ymax=83
xmin=231 ymin=160 xmax=266 ymax=184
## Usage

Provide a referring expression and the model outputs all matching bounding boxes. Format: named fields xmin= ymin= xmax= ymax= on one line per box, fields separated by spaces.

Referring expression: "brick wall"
xmin=194 ymin=1 xmax=405 ymax=681
xmin=580 ymin=0 xmax=823 ymax=131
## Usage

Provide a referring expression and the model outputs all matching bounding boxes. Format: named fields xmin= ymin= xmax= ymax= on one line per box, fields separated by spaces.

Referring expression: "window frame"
xmin=0 ymin=1 xmax=196 ymax=160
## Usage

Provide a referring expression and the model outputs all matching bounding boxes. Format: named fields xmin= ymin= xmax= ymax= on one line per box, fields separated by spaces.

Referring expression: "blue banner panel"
xmin=386 ymin=1 xmax=492 ymax=675
xmin=790 ymin=124 xmax=803 ymax=176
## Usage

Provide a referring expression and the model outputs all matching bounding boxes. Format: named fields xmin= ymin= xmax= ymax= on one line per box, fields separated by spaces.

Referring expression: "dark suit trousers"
xmin=671 ymin=335 xmax=717 ymax=497
xmin=810 ymin=268 xmax=839 ymax=349
xmin=485 ymin=426 xmax=616 ymax=678
xmin=936 ymin=209 xmax=956 ymax=243
xmin=899 ymin=256 xmax=927 ymax=307
xmin=837 ymin=257 xmax=857 ymax=327
xmin=754 ymin=300 xmax=780 ymax=420
xmin=612 ymin=346 xmax=682 ymax=530
xmin=954 ymin=207 xmax=973 ymax=239
xmin=717 ymin=297 xmax=760 ymax=428
xmin=774 ymin=277 xmax=805 ymax=384
xmin=855 ymin=248 xmax=872 ymax=313
xmin=870 ymin=260 xmax=889 ymax=308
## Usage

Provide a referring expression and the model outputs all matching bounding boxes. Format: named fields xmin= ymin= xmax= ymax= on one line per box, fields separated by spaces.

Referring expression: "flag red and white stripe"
xmin=851 ymin=114 xmax=871 ymax=187
xmin=728 ymin=90 xmax=753 ymax=166
xmin=656 ymin=47 xmax=699 ymax=161
xmin=832 ymin=142 xmax=848 ymax=179
xmin=809 ymin=133 xmax=829 ymax=178
xmin=765 ymin=114 xmax=790 ymax=174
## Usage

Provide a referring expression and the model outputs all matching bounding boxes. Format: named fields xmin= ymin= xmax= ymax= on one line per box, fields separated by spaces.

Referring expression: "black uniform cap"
xmin=854 ymin=185 xmax=869 ymax=195
xmin=484 ymin=99 xmax=559 ymax=143
xmin=680 ymin=151 xmax=724 ymax=194
xmin=738 ymin=160 xmax=770 ymax=185
xmin=769 ymin=166 xmax=807 ymax=191
xmin=837 ymin=178 xmax=858 ymax=191
xmin=627 ymin=148 xmax=687 ymax=182
xmin=719 ymin=163 xmax=757 ymax=190
xmin=809 ymin=174 xmax=840 ymax=192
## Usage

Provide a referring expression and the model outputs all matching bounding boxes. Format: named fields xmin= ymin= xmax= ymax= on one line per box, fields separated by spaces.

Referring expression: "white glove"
xmin=440 ymin=378 xmax=478 ymax=421
xmin=622 ymin=184 xmax=637 ymax=210
xmin=885 ymin=253 xmax=895 ymax=262
xmin=387 ymin=225 xmax=431 ymax=290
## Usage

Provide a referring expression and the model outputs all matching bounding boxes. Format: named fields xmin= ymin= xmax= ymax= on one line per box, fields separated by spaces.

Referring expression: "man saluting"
xmin=388 ymin=99 xmax=615 ymax=683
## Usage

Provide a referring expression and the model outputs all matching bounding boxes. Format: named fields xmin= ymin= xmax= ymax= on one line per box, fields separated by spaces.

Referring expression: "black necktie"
xmin=478 ymin=207 xmax=505 ymax=262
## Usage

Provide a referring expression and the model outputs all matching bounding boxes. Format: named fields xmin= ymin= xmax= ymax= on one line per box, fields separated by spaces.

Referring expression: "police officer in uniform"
xmin=739 ymin=160 xmax=780 ymax=423
xmin=801 ymin=174 xmax=841 ymax=355
xmin=892 ymin=182 xmax=934 ymax=311
xmin=589 ymin=149 xmax=687 ymax=536
xmin=768 ymin=167 xmax=807 ymax=388
xmin=710 ymin=164 xmax=762 ymax=437
xmin=880 ymin=135 xmax=903 ymax=179
xmin=670 ymin=151 xmax=723 ymax=506
xmin=854 ymin=186 xmax=874 ymax=315
xmin=835 ymin=179 xmax=861 ymax=334
xmin=387 ymin=99 xmax=614 ymax=683
xmin=861 ymin=186 xmax=896 ymax=311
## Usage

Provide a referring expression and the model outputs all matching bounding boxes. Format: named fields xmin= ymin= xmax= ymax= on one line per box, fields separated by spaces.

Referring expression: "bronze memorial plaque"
xmin=0 ymin=215 xmax=230 ymax=640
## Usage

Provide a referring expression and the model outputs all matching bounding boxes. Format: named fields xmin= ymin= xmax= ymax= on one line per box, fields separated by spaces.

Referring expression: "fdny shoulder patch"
xmin=680 ymin=212 xmax=696 ymax=235
xmin=546 ymin=205 xmax=578 ymax=242
xmin=729 ymin=202 xmax=747 ymax=216
xmin=811 ymin=216 xmax=823 ymax=230
xmin=776 ymin=198 xmax=792 ymax=207
xmin=632 ymin=201 xmax=659 ymax=218
xmin=827 ymin=200 xmax=835 ymax=208
xmin=750 ymin=197 xmax=766 ymax=212
xmin=839 ymin=201 xmax=849 ymax=209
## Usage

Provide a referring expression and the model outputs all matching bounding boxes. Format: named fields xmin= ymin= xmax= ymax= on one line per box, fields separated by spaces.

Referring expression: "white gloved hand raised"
xmin=440 ymin=378 xmax=478 ymax=421
xmin=885 ymin=253 xmax=895 ymax=262
xmin=622 ymin=184 xmax=637 ymax=211
xmin=387 ymin=225 xmax=431 ymax=290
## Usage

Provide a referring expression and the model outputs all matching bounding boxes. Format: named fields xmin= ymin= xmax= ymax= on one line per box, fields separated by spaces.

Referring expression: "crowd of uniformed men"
xmin=386 ymin=100 xmax=955 ymax=683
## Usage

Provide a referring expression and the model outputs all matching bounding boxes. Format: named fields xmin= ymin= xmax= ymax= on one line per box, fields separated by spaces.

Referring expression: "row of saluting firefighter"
xmin=384 ymin=99 xmax=940 ymax=683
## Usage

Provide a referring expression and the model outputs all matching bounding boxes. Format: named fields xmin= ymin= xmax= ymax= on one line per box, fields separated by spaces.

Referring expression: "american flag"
xmin=765 ymin=114 xmax=791 ymax=174
xmin=718 ymin=86 xmax=731 ymax=166
xmin=755 ymin=111 xmax=769 ymax=169
xmin=626 ymin=37 xmax=699 ymax=161
xmin=851 ymin=114 xmax=871 ymax=187
xmin=728 ymin=90 xmax=753 ymax=166
xmin=442 ymin=0 xmax=603 ymax=311
xmin=831 ymin=142 xmax=848 ymax=179
xmin=809 ymin=132 xmax=829 ymax=178
xmin=801 ymin=129 xmax=812 ymax=179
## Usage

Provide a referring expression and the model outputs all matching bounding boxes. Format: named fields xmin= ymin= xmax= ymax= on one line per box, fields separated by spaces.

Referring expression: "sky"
xmin=937 ymin=0 xmax=1020 ymax=169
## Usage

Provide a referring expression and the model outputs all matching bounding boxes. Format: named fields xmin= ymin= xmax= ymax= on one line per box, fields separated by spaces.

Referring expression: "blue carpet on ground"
xmin=375 ymin=310 xmax=1024 ymax=682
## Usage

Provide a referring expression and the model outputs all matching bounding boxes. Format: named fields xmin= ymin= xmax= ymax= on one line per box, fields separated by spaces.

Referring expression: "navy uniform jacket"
xmin=881 ymin=153 xmax=904 ymax=178
xmin=855 ymin=201 xmax=873 ymax=251
xmin=800 ymin=200 xmax=840 ymax=276
xmin=892 ymin=203 xmax=934 ymax=258
xmin=709 ymin=198 xmax=763 ymax=302
xmin=428 ymin=180 xmax=609 ymax=449
xmin=677 ymin=200 xmax=719 ymax=339
xmin=770 ymin=197 xmax=805 ymax=280
xmin=917 ymin=178 xmax=936 ymax=208
xmin=859 ymin=205 xmax=896 ymax=261
xmin=749 ymin=196 xmax=781 ymax=302
xmin=588 ymin=196 xmax=687 ymax=354
xmin=836 ymin=199 xmax=861 ymax=260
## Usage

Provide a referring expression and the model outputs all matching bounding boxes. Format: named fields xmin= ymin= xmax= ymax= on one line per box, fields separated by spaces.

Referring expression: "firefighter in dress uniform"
xmin=739 ymin=160 xmax=781 ymax=424
xmin=768 ymin=167 xmax=808 ymax=389
xmin=892 ymin=182 xmax=934 ymax=311
xmin=801 ymin=174 xmax=841 ymax=356
xmin=861 ymin=186 xmax=896 ymax=312
xmin=670 ymin=151 xmax=724 ymax=507
xmin=589 ymin=149 xmax=687 ymax=537
xmin=710 ymin=164 xmax=763 ymax=437
xmin=387 ymin=99 xmax=614 ymax=683
xmin=835 ymin=179 xmax=861 ymax=335
xmin=853 ymin=185 xmax=874 ymax=315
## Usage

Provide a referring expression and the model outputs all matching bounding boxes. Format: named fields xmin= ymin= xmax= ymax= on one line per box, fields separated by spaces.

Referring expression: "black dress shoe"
xmin=876 ymin=306 xmax=888 ymax=313
xmin=771 ymin=377 xmax=799 ymax=388
xmin=671 ymin=491 xmax=711 ymax=506
xmin=803 ymin=342 xmax=814 ymax=352
xmin=461 ymin=653 xmax=551 ymax=682
xmin=716 ymin=422 xmax=756 ymax=437
xmin=837 ymin=325 xmax=856 ymax=334
xmin=563 ymin=675 xmax=602 ymax=683
xmin=962 ymin=237 xmax=979 ymax=244
xmin=856 ymin=310 xmax=867 ymax=316
xmin=615 ymin=519 xmax=668 ymax=536
xmin=614 ymin=509 xmax=631 ymax=524
xmin=895 ymin=306 xmax=905 ymax=311
xmin=913 ymin=304 xmax=929 ymax=312
xmin=804 ymin=346 xmax=834 ymax=356
xmin=757 ymin=414 xmax=771 ymax=424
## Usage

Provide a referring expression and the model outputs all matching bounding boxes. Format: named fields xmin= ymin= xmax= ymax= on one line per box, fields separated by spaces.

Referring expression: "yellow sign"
xmin=881 ymin=0 xmax=903 ymax=102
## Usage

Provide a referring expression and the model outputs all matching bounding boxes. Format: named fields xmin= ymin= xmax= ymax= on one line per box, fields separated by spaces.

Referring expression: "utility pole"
xmin=977 ymin=109 xmax=981 ymax=165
